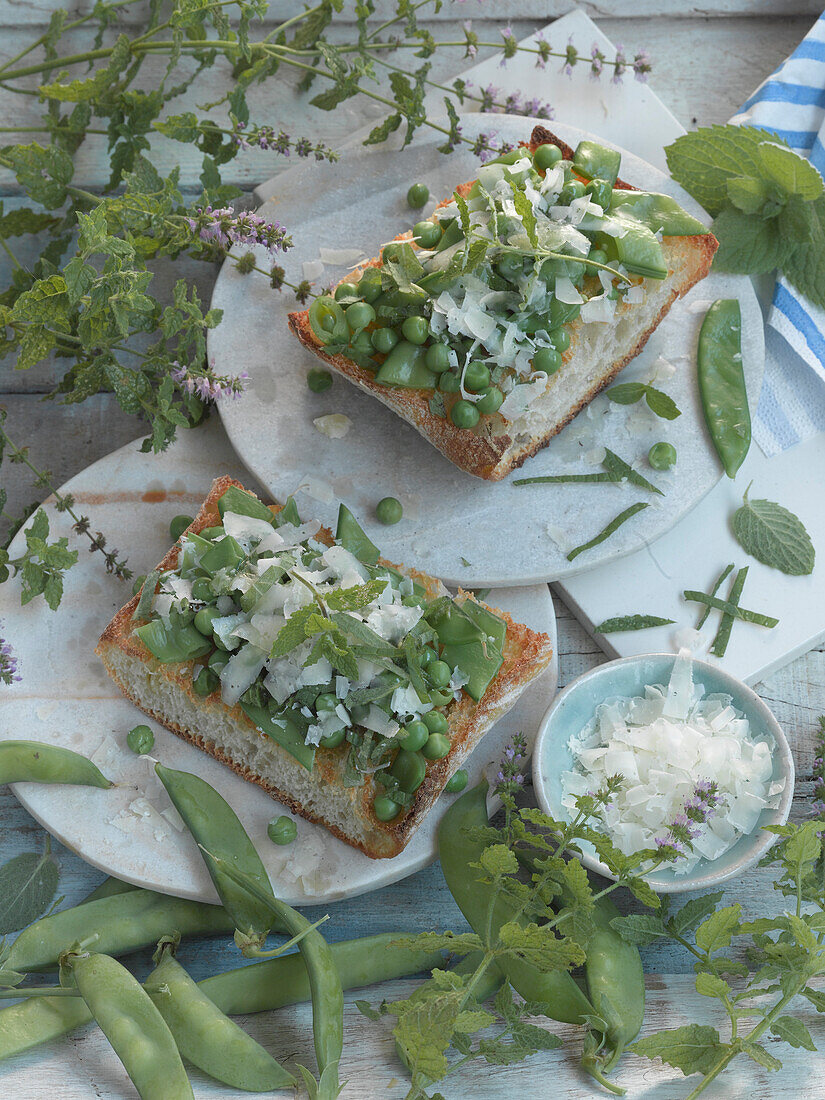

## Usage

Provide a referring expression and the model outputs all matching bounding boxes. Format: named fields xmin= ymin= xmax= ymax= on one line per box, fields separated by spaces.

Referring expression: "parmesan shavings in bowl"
xmin=560 ymin=658 xmax=785 ymax=876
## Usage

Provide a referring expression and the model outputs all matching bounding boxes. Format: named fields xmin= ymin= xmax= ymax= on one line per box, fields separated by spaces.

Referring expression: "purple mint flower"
xmin=189 ymin=205 xmax=291 ymax=255
xmin=613 ymin=46 xmax=627 ymax=85
xmin=812 ymin=799 xmax=825 ymax=816
xmin=563 ymin=36 xmax=578 ymax=77
xmin=633 ymin=50 xmax=652 ymax=83
xmin=463 ymin=20 xmax=478 ymax=60
xmin=171 ymin=359 xmax=249 ymax=403
xmin=0 ymin=631 xmax=21 ymax=685
xmin=534 ymin=30 xmax=550 ymax=70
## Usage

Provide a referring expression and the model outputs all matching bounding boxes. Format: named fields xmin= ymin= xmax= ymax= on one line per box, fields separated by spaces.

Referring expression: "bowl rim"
xmin=531 ymin=652 xmax=796 ymax=894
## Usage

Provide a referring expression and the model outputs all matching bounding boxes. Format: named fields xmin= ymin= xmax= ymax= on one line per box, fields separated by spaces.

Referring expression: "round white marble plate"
xmin=212 ymin=114 xmax=764 ymax=588
xmin=0 ymin=419 xmax=557 ymax=906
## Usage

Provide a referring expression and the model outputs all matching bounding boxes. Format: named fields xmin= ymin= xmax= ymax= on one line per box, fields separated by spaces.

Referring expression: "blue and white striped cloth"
xmin=730 ymin=13 xmax=825 ymax=455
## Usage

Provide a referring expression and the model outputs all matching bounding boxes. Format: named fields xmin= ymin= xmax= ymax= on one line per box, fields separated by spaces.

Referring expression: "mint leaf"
xmin=783 ymin=193 xmax=825 ymax=308
xmin=606 ymin=382 xmax=646 ymax=405
xmin=511 ymin=186 xmax=538 ymax=248
xmin=759 ymin=142 xmax=824 ymax=202
xmin=325 ymin=579 xmax=387 ymax=612
xmin=631 ymin=1024 xmax=726 ymax=1076
xmin=695 ymin=972 xmax=731 ymax=1002
xmin=644 ymin=387 xmax=681 ymax=420
xmin=732 ymin=489 xmax=815 ymax=576
xmin=269 ymin=605 xmax=315 ymax=658
xmin=726 ymin=176 xmax=769 ymax=215
xmin=665 ymin=125 xmax=785 ymax=216
xmin=771 ymin=1016 xmax=816 ymax=1051
xmin=0 ymin=849 xmax=60 ymax=933
xmin=712 ymin=206 xmax=788 ymax=274
xmin=695 ymin=904 xmax=741 ymax=954
xmin=670 ymin=892 xmax=725 ymax=936
xmin=609 ymin=912 xmax=668 ymax=945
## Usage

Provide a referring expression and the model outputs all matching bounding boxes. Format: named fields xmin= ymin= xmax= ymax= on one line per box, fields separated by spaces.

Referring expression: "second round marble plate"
xmin=212 ymin=114 xmax=764 ymax=587
xmin=0 ymin=420 xmax=557 ymax=906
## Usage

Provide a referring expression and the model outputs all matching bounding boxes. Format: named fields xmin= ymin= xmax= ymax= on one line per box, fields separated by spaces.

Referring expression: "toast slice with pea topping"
xmin=288 ymin=125 xmax=718 ymax=480
xmin=96 ymin=477 xmax=553 ymax=859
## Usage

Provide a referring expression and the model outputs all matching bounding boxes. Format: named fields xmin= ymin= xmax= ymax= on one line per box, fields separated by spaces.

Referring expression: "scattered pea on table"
xmin=127 ymin=724 xmax=154 ymax=754
xmin=406 ymin=182 xmax=429 ymax=209
xmin=648 ymin=441 xmax=677 ymax=470
xmin=267 ymin=816 xmax=298 ymax=845
xmin=307 ymin=368 xmax=333 ymax=393
xmin=376 ymin=497 xmax=403 ymax=525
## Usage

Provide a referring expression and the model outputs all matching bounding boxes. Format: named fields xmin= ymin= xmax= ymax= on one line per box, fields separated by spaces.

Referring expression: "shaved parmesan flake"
xmin=302 ymin=259 xmax=325 ymax=280
xmin=313 ymin=414 xmax=351 ymax=439
xmin=318 ymin=247 xmax=364 ymax=266
xmin=560 ymin=658 xmax=779 ymax=875
xmin=554 ymin=276 xmax=583 ymax=305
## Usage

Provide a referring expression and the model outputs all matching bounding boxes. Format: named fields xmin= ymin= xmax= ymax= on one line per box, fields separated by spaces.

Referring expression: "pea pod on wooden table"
xmin=583 ymin=896 xmax=645 ymax=1072
xmin=61 ymin=951 xmax=193 ymax=1100
xmin=0 ymin=930 xmax=442 ymax=1066
xmin=145 ymin=935 xmax=295 ymax=1092
xmin=0 ymin=740 xmax=112 ymax=788
xmin=697 ymin=298 xmax=751 ymax=478
xmin=437 ymin=781 xmax=595 ymax=1025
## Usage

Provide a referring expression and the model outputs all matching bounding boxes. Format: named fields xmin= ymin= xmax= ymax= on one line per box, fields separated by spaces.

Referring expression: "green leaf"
xmin=625 ymin=875 xmax=661 ymax=910
xmin=630 ymin=1024 xmax=726 ymax=1076
xmin=644 ymin=386 xmax=681 ymax=420
xmin=802 ymin=987 xmax=825 ymax=1012
xmin=695 ymin=904 xmax=741 ymax=955
xmin=783 ymin=193 xmax=825 ymax=307
xmin=671 ymin=892 xmax=725 ymax=936
xmin=712 ymin=205 xmax=789 ymax=274
xmin=0 ymin=849 xmax=59 ymax=933
xmin=695 ymin=971 xmax=731 ymax=1002
xmin=497 ymin=921 xmax=585 ymax=972
xmin=0 ymin=206 xmax=58 ymax=239
xmin=665 ymin=125 xmax=786 ymax=216
xmin=726 ymin=176 xmax=769 ymax=214
xmin=606 ymin=382 xmax=647 ymax=405
xmin=601 ymin=449 xmax=664 ymax=495
xmin=511 ymin=186 xmax=538 ymax=248
xmin=741 ymin=1040 xmax=782 ymax=1071
xmin=454 ymin=191 xmax=471 ymax=239
xmin=732 ymin=489 xmax=815 ymax=576
xmin=3 ymin=142 xmax=74 ymax=208
xmin=771 ymin=1015 xmax=816 ymax=1051
xmin=594 ymin=614 xmax=674 ymax=633
xmin=479 ymin=844 xmax=519 ymax=877
xmin=325 ymin=579 xmax=387 ymax=612
xmin=759 ymin=142 xmax=824 ymax=202
xmin=609 ymin=912 xmax=668 ymax=945
xmin=269 ymin=605 xmax=315 ymax=658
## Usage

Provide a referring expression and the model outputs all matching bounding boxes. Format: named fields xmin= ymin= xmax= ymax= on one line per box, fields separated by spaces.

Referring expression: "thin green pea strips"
xmin=132 ymin=569 xmax=160 ymax=621
xmin=566 ymin=502 xmax=649 ymax=562
xmin=0 ymin=741 xmax=112 ymax=789
xmin=683 ymin=588 xmax=778 ymax=627
xmin=594 ymin=615 xmax=675 ymax=634
xmin=601 ymin=448 xmax=663 ymax=496
xmin=696 ymin=562 xmax=735 ymax=629
xmin=709 ymin=566 xmax=749 ymax=659
xmin=513 ymin=472 xmax=619 ymax=486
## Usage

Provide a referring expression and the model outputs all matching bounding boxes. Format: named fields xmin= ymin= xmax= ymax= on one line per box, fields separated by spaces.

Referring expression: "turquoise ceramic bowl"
xmin=532 ymin=654 xmax=794 ymax=893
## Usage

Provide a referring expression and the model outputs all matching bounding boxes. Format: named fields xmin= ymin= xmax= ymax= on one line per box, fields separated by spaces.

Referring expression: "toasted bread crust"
xmin=96 ymin=477 xmax=554 ymax=858
xmin=288 ymin=125 xmax=718 ymax=480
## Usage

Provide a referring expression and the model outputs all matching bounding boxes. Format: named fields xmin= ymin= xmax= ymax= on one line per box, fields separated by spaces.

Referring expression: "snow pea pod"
xmin=62 ymin=951 xmax=193 ymax=1100
xmin=154 ymin=763 xmax=276 ymax=951
xmin=0 ymin=933 xmax=443 ymax=1066
xmin=437 ymin=781 xmax=594 ymax=1025
xmin=4 ymin=887 xmax=237 ymax=973
xmin=584 ymin=896 xmax=645 ymax=1070
xmin=697 ymin=299 xmax=750 ymax=478
xmin=0 ymin=740 xmax=112 ymax=789
xmin=145 ymin=936 xmax=294 ymax=1092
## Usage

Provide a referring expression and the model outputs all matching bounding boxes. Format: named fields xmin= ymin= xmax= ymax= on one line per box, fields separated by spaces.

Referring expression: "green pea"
xmin=191 ymin=577 xmax=213 ymax=602
xmin=585 ymin=178 xmax=612 ymax=210
xmin=320 ymin=728 xmax=346 ymax=749
xmin=358 ymin=270 xmax=383 ymax=303
xmin=427 ymin=660 xmax=452 ymax=689
xmin=131 ymin=574 xmax=146 ymax=597
xmin=450 ymin=400 xmax=480 ymax=430
xmin=350 ymin=330 xmax=374 ymax=356
xmin=420 ymin=646 xmax=436 ymax=666
xmin=376 ymin=497 xmax=403 ymax=526
xmin=559 ymin=180 xmax=586 ymax=205
xmin=532 ymin=347 xmax=562 ymax=374
xmin=475 ymin=386 xmax=504 ymax=414
xmin=399 ymin=720 xmax=429 ymax=752
xmin=127 ymin=724 xmax=154 ymax=755
xmin=169 ymin=514 xmax=193 ymax=541
xmin=551 ymin=328 xmax=571 ymax=352
xmin=193 ymin=666 xmax=218 ymax=696
xmin=334 ymin=281 xmax=359 ymax=302
xmin=407 ymin=182 xmax=429 ymax=209
xmin=373 ymin=793 xmax=401 ymax=821
xmin=425 ymin=343 xmax=450 ymax=373
xmin=495 ymin=254 xmax=523 ymax=282
xmin=346 ymin=301 xmax=375 ymax=333
xmin=371 ymin=327 xmax=399 ymax=354
xmin=588 ymin=247 xmax=609 ymax=266
xmin=428 ymin=688 xmax=453 ymax=706
xmin=194 ymin=606 xmax=221 ymax=636
xmin=533 ymin=143 xmax=562 ymax=171
xmin=422 ymin=733 xmax=451 ymax=760
xmin=267 ymin=815 xmax=298 ymax=845
xmin=315 ymin=692 xmax=337 ymax=713
xmin=401 ymin=316 xmax=429 ymax=345
xmin=208 ymin=650 xmax=230 ymax=673
xmin=464 ymin=361 xmax=491 ymax=393
xmin=648 ymin=442 xmax=677 ymax=470
xmin=392 ymin=749 xmax=427 ymax=793
xmin=200 ymin=525 xmax=224 ymax=541
xmin=424 ymin=711 xmax=448 ymax=734
xmin=413 ymin=221 xmax=441 ymax=249
xmin=307 ymin=368 xmax=333 ymax=393
xmin=439 ymin=372 xmax=461 ymax=393
xmin=445 ymin=769 xmax=468 ymax=793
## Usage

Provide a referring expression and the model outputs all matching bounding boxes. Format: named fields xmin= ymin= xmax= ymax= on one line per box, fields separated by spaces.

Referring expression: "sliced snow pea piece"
xmin=240 ymin=700 xmax=316 ymax=771
xmin=63 ymin=951 xmax=193 ymax=1100
xmin=434 ymin=219 xmax=464 ymax=252
xmin=155 ymin=763 xmax=277 ymax=951
xmin=438 ymin=782 xmax=594 ymax=1024
xmin=308 ymin=295 xmax=347 ymax=345
xmin=6 ymin=889 xmax=237 ymax=974
xmin=199 ymin=534 xmax=245 ymax=576
xmin=462 ymin=600 xmax=507 ymax=651
xmin=273 ymin=495 xmax=300 ymax=528
xmin=608 ymin=189 xmax=708 ymax=236
xmin=145 ymin=937 xmax=294 ymax=1092
xmin=217 ymin=485 xmax=274 ymax=525
xmin=573 ymin=139 xmax=621 ymax=186
xmin=613 ymin=216 xmax=667 ymax=279
xmin=239 ymin=563 xmax=286 ymax=613
xmin=375 ymin=340 xmax=438 ymax=389
xmin=132 ymin=569 xmax=160 ymax=621
xmin=485 ymin=147 xmax=526 ymax=166
xmin=0 ymin=741 xmax=112 ymax=789
xmin=427 ymin=602 xmax=504 ymax=702
xmin=697 ymin=298 xmax=750 ymax=478
xmin=336 ymin=503 xmax=379 ymax=565
xmin=134 ymin=619 xmax=212 ymax=663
